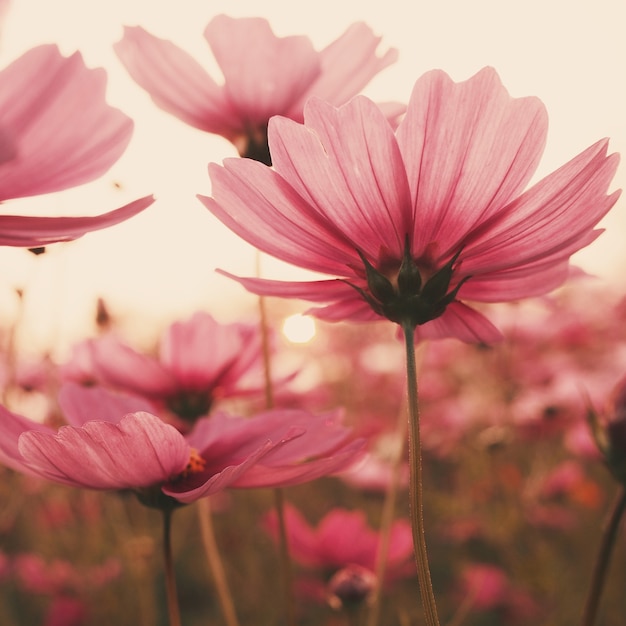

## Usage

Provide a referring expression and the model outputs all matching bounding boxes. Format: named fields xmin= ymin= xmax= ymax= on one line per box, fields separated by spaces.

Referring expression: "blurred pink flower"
xmin=264 ymin=504 xmax=414 ymax=583
xmin=201 ymin=67 xmax=620 ymax=343
xmin=456 ymin=563 xmax=538 ymax=623
xmin=62 ymin=312 xmax=273 ymax=423
xmin=0 ymin=45 xmax=153 ymax=246
xmin=115 ymin=15 xmax=400 ymax=164
xmin=0 ymin=383 xmax=363 ymax=506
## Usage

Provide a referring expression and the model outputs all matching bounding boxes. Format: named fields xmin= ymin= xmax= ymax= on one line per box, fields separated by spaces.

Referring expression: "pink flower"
xmin=62 ymin=312 xmax=272 ymax=423
xmin=0 ymin=384 xmax=363 ymax=507
xmin=115 ymin=15 xmax=400 ymax=164
xmin=200 ymin=67 xmax=621 ymax=343
xmin=264 ymin=504 xmax=414 ymax=582
xmin=0 ymin=45 xmax=153 ymax=246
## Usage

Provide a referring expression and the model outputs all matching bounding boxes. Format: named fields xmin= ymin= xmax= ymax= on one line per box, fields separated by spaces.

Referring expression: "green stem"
xmin=402 ymin=322 xmax=440 ymax=626
xmin=256 ymin=250 xmax=296 ymax=626
xmin=273 ymin=487 xmax=297 ymax=626
xmin=581 ymin=485 xmax=626 ymax=626
xmin=366 ymin=407 xmax=408 ymax=626
xmin=162 ymin=508 xmax=182 ymax=626
xmin=197 ymin=498 xmax=241 ymax=626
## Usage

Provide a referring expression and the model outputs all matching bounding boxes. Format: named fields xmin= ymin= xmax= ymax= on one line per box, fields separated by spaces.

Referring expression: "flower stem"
xmin=402 ymin=322 xmax=440 ymax=626
xmin=162 ymin=508 xmax=182 ymax=626
xmin=366 ymin=406 xmax=408 ymax=626
xmin=581 ymin=485 xmax=626 ymax=626
xmin=197 ymin=497 xmax=241 ymax=626
xmin=256 ymin=250 xmax=296 ymax=626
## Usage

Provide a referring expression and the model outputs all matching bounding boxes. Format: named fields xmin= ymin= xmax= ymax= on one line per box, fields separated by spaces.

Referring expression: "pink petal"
xmin=396 ymin=67 xmax=548 ymax=257
xmin=413 ymin=301 xmax=503 ymax=343
xmin=163 ymin=437 xmax=276 ymax=503
xmin=115 ymin=26 xmax=238 ymax=135
xmin=18 ymin=413 xmax=189 ymax=490
xmin=0 ymin=195 xmax=154 ymax=247
xmin=0 ymin=45 xmax=133 ymax=200
xmin=201 ymin=160 xmax=356 ymax=274
xmin=204 ymin=15 xmax=320 ymax=126
xmin=232 ymin=439 xmax=365 ymax=489
xmin=88 ymin=334 xmax=176 ymax=396
xmin=286 ymin=22 xmax=398 ymax=116
xmin=270 ymin=97 xmax=412 ymax=260
xmin=461 ymin=140 xmax=621 ymax=273
xmin=159 ymin=312 xmax=255 ymax=390
xmin=460 ymin=259 xmax=573 ymax=302
xmin=58 ymin=382 xmax=157 ymax=427
xmin=0 ymin=404 xmax=53 ymax=474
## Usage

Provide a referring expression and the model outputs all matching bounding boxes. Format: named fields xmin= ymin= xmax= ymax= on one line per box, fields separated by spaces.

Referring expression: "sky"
xmin=0 ymin=0 xmax=624 ymax=354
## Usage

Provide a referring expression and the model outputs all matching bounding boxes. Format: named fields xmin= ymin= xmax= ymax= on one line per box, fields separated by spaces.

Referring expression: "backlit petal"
xmin=19 ymin=413 xmax=189 ymax=490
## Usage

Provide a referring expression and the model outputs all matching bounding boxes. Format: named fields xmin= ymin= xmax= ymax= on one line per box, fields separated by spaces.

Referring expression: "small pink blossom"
xmin=62 ymin=312 xmax=273 ymax=423
xmin=0 ymin=45 xmax=153 ymax=246
xmin=264 ymin=504 xmax=414 ymax=582
xmin=115 ymin=15 xmax=400 ymax=163
xmin=201 ymin=67 xmax=620 ymax=343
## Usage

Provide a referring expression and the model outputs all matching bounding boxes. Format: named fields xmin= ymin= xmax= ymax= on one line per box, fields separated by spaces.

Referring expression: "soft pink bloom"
xmin=115 ymin=15 xmax=400 ymax=163
xmin=456 ymin=564 xmax=538 ymax=623
xmin=0 ymin=45 xmax=153 ymax=246
xmin=0 ymin=383 xmax=363 ymax=505
xmin=264 ymin=504 xmax=414 ymax=582
xmin=62 ymin=312 xmax=272 ymax=423
xmin=201 ymin=67 xmax=620 ymax=343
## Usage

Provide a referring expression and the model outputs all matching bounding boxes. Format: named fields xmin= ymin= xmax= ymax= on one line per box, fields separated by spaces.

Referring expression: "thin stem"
xmin=256 ymin=250 xmax=296 ymax=626
xmin=366 ymin=407 xmax=408 ymax=626
xmin=162 ymin=508 xmax=182 ymax=626
xmin=581 ymin=485 xmax=626 ymax=626
xmin=273 ymin=487 xmax=297 ymax=626
xmin=197 ymin=498 xmax=241 ymax=626
xmin=402 ymin=322 xmax=440 ymax=626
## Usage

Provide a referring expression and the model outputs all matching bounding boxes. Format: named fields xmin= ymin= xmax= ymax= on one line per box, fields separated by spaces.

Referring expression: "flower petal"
xmin=396 ymin=67 xmax=548 ymax=257
xmin=18 ymin=413 xmax=189 ymax=490
xmin=0 ymin=45 xmax=133 ymax=200
xmin=0 ymin=195 xmax=154 ymax=247
xmin=58 ymin=382 xmax=157 ymax=427
xmin=286 ymin=22 xmax=398 ymax=116
xmin=0 ymin=404 xmax=53 ymax=474
xmin=413 ymin=301 xmax=503 ymax=343
xmin=204 ymin=15 xmax=320 ymax=126
xmin=201 ymin=160 xmax=356 ymax=274
xmin=270 ymin=97 xmax=412 ymax=259
xmin=461 ymin=140 xmax=620 ymax=273
xmin=115 ymin=26 xmax=238 ymax=135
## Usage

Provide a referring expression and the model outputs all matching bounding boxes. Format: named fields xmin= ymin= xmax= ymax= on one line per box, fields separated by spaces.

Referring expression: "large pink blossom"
xmin=0 ymin=45 xmax=153 ymax=246
xmin=200 ymin=67 xmax=621 ymax=343
xmin=115 ymin=14 xmax=400 ymax=164
xmin=62 ymin=312 xmax=272 ymax=423
xmin=0 ymin=384 xmax=363 ymax=506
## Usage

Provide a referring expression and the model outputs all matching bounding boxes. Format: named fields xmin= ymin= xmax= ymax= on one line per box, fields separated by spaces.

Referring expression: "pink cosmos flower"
xmin=0 ymin=383 xmax=363 ymax=507
xmin=264 ymin=504 xmax=414 ymax=587
xmin=0 ymin=45 xmax=153 ymax=246
xmin=62 ymin=312 xmax=271 ymax=423
xmin=115 ymin=15 xmax=400 ymax=164
xmin=201 ymin=67 xmax=621 ymax=343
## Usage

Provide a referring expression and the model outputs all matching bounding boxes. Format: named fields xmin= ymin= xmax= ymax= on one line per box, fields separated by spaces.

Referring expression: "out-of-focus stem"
xmin=256 ymin=251 xmax=296 ymax=626
xmin=402 ymin=322 xmax=440 ymax=626
xmin=197 ymin=498 xmax=241 ymax=626
xmin=581 ymin=485 xmax=626 ymax=626
xmin=162 ymin=508 xmax=182 ymax=626
xmin=366 ymin=407 xmax=408 ymax=626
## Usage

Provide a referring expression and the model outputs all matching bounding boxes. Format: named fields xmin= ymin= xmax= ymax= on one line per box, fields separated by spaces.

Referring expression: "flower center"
xmin=349 ymin=236 xmax=469 ymax=329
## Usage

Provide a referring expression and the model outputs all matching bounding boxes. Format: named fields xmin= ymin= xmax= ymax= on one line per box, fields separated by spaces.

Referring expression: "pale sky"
xmin=0 ymin=0 xmax=624 ymax=354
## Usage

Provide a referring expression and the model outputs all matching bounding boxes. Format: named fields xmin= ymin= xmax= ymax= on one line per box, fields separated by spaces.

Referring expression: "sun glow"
xmin=282 ymin=314 xmax=316 ymax=344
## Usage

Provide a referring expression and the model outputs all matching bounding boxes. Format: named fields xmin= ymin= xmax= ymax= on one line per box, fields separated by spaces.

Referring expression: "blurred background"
xmin=0 ymin=0 xmax=624 ymax=355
